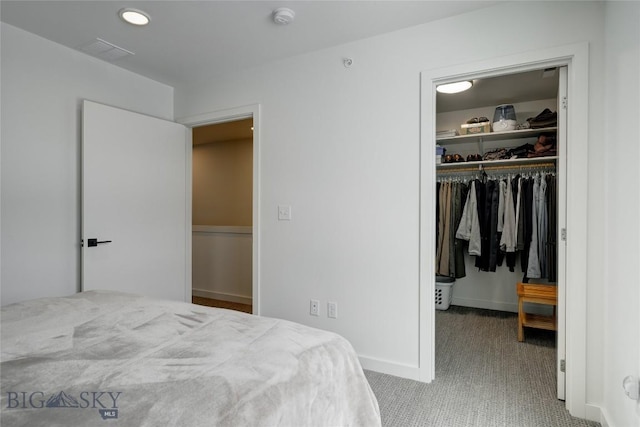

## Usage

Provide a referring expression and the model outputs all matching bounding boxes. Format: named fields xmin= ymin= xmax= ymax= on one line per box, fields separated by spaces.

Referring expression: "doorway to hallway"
xmin=191 ymin=117 xmax=254 ymax=313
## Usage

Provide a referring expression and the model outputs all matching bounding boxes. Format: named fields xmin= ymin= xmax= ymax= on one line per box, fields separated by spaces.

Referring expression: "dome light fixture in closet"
xmin=436 ymin=80 xmax=473 ymax=94
xmin=118 ymin=8 xmax=151 ymax=26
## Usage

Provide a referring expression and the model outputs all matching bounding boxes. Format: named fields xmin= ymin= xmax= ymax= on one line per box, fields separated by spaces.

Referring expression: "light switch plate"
xmin=278 ymin=205 xmax=292 ymax=221
xmin=327 ymin=302 xmax=338 ymax=319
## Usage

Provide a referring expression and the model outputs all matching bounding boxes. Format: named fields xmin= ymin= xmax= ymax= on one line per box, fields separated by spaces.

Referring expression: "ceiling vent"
xmin=77 ymin=38 xmax=134 ymax=62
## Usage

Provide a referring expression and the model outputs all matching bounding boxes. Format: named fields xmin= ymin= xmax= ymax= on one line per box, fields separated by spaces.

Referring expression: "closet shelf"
xmin=436 ymin=127 xmax=557 ymax=144
xmin=437 ymin=156 xmax=558 ymax=171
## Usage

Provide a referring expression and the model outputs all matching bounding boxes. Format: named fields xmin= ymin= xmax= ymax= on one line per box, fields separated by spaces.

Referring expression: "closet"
xmin=435 ymin=68 xmax=564 ymax=314
xmin=434 ymin=68 xmax=567 ymax=401
xmin=422 ymin=46 xmax=589 ymax=409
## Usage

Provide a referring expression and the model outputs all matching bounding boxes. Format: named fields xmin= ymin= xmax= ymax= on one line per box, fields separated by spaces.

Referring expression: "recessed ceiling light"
xmin=118 ymin=8 xmax=151 ymax=26
xmin=436 ymin=81 xmax=473 ymax=94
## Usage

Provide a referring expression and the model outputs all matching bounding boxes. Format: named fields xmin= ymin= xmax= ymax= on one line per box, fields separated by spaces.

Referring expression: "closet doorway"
xmin=419 ymin=44 xmax=589 ymax=417
xmin=435 ymin=66 xmax=565 ymax=397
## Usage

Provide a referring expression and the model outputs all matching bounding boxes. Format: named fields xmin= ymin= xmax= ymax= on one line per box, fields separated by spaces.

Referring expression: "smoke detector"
xmin=273 ymin=8 xmax=295 ymax=25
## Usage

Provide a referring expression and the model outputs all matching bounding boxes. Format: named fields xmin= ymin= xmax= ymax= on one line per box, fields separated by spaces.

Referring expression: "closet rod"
xmin=437 ymin=162 xmax=555 ymax=174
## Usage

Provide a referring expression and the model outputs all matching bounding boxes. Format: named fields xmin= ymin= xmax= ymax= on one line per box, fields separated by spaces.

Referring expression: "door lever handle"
xmin=86 ymin=238 xmax=112 ymax=247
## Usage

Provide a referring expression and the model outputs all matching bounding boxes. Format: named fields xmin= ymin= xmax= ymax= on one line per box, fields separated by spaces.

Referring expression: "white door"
xmin=82 ymin=100 xmax=190 ymax=302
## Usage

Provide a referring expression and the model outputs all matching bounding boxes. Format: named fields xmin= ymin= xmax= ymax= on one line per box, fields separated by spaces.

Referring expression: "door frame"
xmin=419 ymin=43 xmax=589 ymax=417
xmin=178 ymin=104 xmax=261 ymax=315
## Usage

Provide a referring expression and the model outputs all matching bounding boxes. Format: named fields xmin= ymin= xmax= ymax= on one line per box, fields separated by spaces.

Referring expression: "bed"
xmin=1 ymin=290 xmax=381 ymax=426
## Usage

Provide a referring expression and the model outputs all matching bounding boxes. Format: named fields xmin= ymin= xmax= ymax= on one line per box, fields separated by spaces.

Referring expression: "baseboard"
xmin=192 ymin=225 xmax=252 ymax=234
xmin=451 ymin=297 xmax=518 ymax=313
xmin=359 ymin=355 xmax=422 ymax=382
xmin=594 ymin=405 xmax=614 ymax=427
xmin=451 ymin=297 xmax=555 ymax=315
xmin=192 ymin=288 xmax=252 ymax=305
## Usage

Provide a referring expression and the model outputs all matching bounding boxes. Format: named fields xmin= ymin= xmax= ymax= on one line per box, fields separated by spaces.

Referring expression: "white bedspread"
xmin=1 ymin=291 xmax=380 ymax=427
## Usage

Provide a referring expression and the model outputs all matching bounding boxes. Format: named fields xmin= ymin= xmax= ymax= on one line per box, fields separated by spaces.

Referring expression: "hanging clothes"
xmin=437 ymin=169 xmax=557 ymax=281
xmin=545 ymin=174 xmax=558 ymax=281
xmin=436 ymin=181 xmax=440 ymax=250
xmin=520 ymin=177 xmax=534 ymax=274
xmin=456 ymin=180 xmax=481 ymax=256
xmin=436 ymin=182 xmax=446 ymax=270
xmin=500 ymin=176 xmax=517 ymax=253
xmin=450 ymin=182 xmax=468 ymax=278
xmin=514 ymin=175 xmax=524 ymax=252
xmin=537 ymin=176 xmax=548 ymax=276
xmin=438 ymin=182 xmax=452 ymax=276
xmin=488 ymin=181 xmax=501 ymax=272
xmin=500 ymin=176 xmax=518 ymax=272
xmin=475 ymin=179 xmax=501 ymax=272
xmin=436 ymin=180 xmax=468 ymax=279
xmin=526 ymin=174 xmax=541 ymax=278
xmin=497 ymin=179 xmax=506 ymax=233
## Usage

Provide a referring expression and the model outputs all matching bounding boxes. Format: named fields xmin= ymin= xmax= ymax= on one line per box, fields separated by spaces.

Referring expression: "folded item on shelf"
xmin=443 ymin=153 xmax=466 ymax=163
xmin=533 ymin=133 xmax=557 ymax=154
xmin=483 ymin=148 xmax=509 ymax=161
xmin=460 ymin=121 xmax=491 ymax=135
xmin=466 ymin=116 xmax=490 ymax=124
xmin=527 ymin=108 xmax=557 ymax=129
xmin=437 ymin=129 xmax=458 ymax=138
xmin=466 ymin=154 xmax=482 ymax=162
xmin=506 ymin=143 xmax=535 ymax=159
xmin=527 ymin=148 xmax=557 ymax=158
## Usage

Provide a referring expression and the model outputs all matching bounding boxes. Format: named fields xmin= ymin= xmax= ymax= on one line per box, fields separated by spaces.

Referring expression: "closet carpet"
xmin=364 ymin=306 xmax=600 ymax=427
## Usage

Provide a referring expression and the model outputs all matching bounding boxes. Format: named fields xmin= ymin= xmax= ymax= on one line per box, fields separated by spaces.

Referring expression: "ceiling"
xmin=193 ymin=118 xmax=253 ymax=146
xmin=436 ymin=68 xmax=560 ymax=113
xmin=1 ymin=1 xmax=500 ymax=89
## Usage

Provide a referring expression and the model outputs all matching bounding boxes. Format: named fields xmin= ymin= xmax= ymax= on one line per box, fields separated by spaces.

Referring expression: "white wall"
xmin=192 ymin=138 xmax=253 ymax=226
xmin=175 ymin=0 xmax=606 ymax=409
xmin=0 ymin=23 xmax=174 ymax=305
xmin=603 ymin=2 xmax=640 ymax=426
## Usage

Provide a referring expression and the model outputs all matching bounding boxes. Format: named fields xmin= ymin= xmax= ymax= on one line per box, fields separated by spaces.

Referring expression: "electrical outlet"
xmin=310 ymin=299 xmax=320 ymax=316
xmin=327 ymin=302 xmax=338 ymax=319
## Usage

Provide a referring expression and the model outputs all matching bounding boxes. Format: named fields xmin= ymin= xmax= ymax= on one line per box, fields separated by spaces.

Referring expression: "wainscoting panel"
xmin=192 ymin=226 xmax=252 ymax=305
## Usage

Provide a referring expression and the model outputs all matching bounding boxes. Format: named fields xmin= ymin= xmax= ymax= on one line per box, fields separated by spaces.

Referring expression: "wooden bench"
xmin=517 ymin=282 xmax=557 ymax=342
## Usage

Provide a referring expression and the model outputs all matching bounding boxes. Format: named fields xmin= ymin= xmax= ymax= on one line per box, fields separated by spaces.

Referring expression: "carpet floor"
xmin=365 ymin=305 xmax=600 ymax=427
